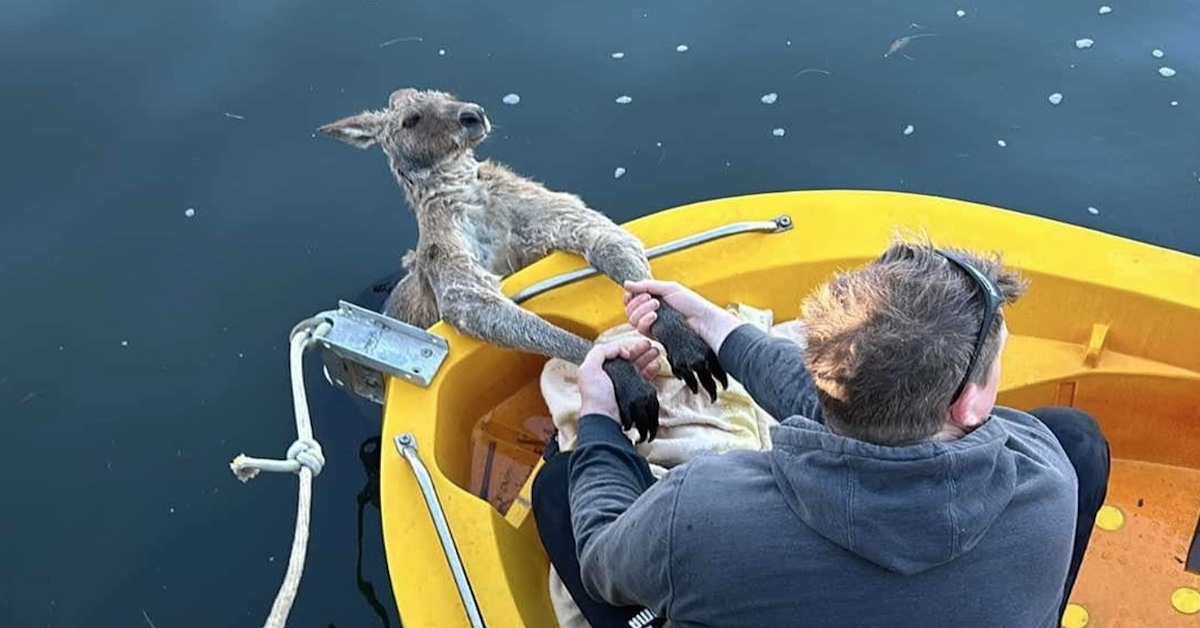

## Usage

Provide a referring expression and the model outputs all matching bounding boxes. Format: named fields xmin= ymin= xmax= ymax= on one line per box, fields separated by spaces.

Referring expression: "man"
xmin=531 ymin=238 xmax=1110 ymax=627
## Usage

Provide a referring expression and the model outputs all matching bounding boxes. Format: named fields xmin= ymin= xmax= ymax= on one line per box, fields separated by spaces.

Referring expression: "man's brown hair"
xmin=800 ymin=235 xmax=1029 ymax=445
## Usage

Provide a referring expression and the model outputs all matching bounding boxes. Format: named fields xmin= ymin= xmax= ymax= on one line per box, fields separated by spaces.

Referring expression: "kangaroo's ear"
xmin=317 ymin=111 xmax=387 ymax=149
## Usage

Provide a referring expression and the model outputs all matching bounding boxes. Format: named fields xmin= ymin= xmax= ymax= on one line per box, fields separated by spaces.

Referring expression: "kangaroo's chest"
xmin=456 ymin=205 xmax=522 ymax=276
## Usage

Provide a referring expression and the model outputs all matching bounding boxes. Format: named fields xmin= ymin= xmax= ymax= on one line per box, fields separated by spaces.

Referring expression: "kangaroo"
xmin=317 ymin=87 xmax=727 ymax=442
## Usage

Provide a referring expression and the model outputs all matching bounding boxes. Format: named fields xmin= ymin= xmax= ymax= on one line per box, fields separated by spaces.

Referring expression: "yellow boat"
xmin=343 ymin=190 xmax=1200 ymax=627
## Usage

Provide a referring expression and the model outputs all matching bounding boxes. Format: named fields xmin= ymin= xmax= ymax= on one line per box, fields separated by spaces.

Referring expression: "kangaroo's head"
xmin=317 ymin=88 xmax=491 ymax=174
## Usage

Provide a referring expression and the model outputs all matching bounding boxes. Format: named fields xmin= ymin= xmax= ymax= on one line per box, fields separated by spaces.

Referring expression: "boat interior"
xmin=379 ymin=192 xmax=1200 ymax=627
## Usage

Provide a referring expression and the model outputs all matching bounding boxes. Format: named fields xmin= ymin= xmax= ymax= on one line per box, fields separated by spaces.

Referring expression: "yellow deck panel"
xmin=1068 ymin=461 xmax=1200 ymax=627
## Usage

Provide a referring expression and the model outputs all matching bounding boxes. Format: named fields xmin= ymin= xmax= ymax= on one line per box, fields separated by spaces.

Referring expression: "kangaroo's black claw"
xmin=602 ymin=356 xmax=661 ymax=443
xmin=650 ymin=299 xmax=729 ymax=403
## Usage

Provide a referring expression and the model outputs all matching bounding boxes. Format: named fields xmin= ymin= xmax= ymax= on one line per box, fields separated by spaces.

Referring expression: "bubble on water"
xmin=1048 ymin=93 xmax=1064 ymax=105
xmin=997 ymin=140 xmax=1008 ymax=147
xmin=121 ymin=340 xmax=129 ymax=347
xmin=502 ymin=93 xmax=520 ymax=105
xmin=1171 ymin=101 xmax=1179 ymax=106
xmin=184 ymin=207 xmax=196 ymax=218
xmin=1152 ymin=49 xmax=1164 ymax=58
xmin=614 ymin=167 xmax=626 ymax=179
xmin=1087 ymin=206 xmax=1100 ymax=215
xmin=903 ymin=124 xmax=914 ymax=135
xmin=1159 ymin=67 xmax=1176 ymax=77
xmin=615 ymin=95 xmax=632 ymax=104
xmin=1075 ymin=38 xmax=1094 ymax=49
xmin=956 ymin=9 xmax=966 ymax=17
xmin=438 ymin=49 xmax=446 ymax=56
xmin=611 ymin=52 xmax=625 ymax=59
xmin=760 ymin=92 xmax=778 ymax=104
xmin=1098 ymin=5 xmax=1112 ymax=14
xmin=676 ymin=44 xmax=689 ymax=52
xmin=772 ymin=128 xmax=786 ymax=137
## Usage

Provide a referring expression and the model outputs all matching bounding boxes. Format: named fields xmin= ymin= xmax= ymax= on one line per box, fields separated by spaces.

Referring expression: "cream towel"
xmin=541 ymin=306 xmax=810 ymax=628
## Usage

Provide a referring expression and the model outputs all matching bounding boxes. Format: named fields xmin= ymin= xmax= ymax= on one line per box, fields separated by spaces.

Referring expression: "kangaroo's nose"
xmin=459 ymin=107 xmax=486 ymax=129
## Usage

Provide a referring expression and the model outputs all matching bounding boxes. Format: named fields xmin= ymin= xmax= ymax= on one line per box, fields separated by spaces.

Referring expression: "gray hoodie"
xmin=568 ymin=324 xmax=1078 ymax=627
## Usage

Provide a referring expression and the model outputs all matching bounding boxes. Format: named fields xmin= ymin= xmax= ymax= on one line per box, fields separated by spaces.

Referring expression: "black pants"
xmin=531 ymin=438 xmax=662 ymax=628
xmin=530 ymin=406 xmax=1110 ymax=627
xmin=1028 ymin=406 xmax=1112 ymax=616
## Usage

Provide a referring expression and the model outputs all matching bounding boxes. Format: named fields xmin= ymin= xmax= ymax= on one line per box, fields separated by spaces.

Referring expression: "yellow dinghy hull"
xmin=376 ymin=190 xmax=1200 ymax=627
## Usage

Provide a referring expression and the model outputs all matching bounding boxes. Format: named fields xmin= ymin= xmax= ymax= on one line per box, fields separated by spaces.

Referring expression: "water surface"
xmin=1 ymin=0 xmax=1198 ymax=626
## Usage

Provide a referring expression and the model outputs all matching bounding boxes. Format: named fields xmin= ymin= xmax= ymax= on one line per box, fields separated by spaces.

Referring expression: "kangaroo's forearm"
xmin=582 ymin=230 xmax=653 ymax=285
xmin=441 ymin=290 xmax=592 ymax=364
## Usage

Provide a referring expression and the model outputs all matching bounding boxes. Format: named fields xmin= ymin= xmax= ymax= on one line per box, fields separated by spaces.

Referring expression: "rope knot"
xmin=287 ymin=438 xmax=325 ymax=477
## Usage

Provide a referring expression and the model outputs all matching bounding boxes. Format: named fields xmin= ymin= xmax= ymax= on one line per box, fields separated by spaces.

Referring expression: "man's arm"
xmin=567 ymin=414 xmax=685 ymax=611
xmin=622 ymin=280 xmax=818 ymax=420
xmin=715 ymin=323 xmax=823 ymax=423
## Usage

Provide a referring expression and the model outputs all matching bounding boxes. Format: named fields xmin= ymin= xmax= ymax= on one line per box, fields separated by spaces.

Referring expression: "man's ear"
xmin=948 ymin=383 xmax=987 ymax=429
xmin=317 ymin=111 xmax=386 ymax=149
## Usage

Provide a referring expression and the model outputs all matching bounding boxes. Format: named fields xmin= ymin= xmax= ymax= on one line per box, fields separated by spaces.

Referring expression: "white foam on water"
xmin=502 ymin=93 xmax=520 ymax=105
xmin=1076 ymin=38 xmax=1094 ymax=49
xmin=1152 ymin=49 xmax=1164 ymax=58
xmin=1159 ymin=67 xmax=1176 ymax=77
xmin=761 ymin=92 xmax=778 ymax=104
xmin=614 ymin=167 xmax=626 ymax=179
xmin=903 ymin=124 xmax=914 ymax=135
xmin=772 ymin=128 xmax=786 ymax=137
xmin=1087 ymin=207 xmax=1100 ymax=215
xmin=184 ymin=208 xmax=196 ymax=218
xmin=956 ymin=9 xmax=966 ymax=17
xmin=676 ymin=44 xmax=689 ymax=52
xmin=997 ymin=140 xmax=1008 ymax=147
xmin=1049 ymin=93 xmax=1064 ymax=105
xmin=1098 ymin=6 xmax=1112 ymax=14
xmin=611 ymin=52 xmax=625 ymax=59
xmin=615 ymin=95 xmax=633 ymax=104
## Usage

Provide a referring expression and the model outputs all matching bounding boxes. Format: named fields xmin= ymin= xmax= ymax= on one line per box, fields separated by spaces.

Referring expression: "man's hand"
xmin=623 ymin=279 xmax=745 ymax=354
xmin=580 ymin=338 xmax=661 ymax=422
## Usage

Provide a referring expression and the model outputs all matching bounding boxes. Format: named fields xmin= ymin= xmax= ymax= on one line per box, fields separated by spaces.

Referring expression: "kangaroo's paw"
xmin=602 ymin=357 xmax=661 ymax=443
xmin=650 ymin=299 xmax=729 ymax=402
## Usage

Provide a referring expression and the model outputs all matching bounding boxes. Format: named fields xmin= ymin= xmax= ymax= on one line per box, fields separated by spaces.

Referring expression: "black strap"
xmin=1186 ymin=507 xmax=1200 ymax=575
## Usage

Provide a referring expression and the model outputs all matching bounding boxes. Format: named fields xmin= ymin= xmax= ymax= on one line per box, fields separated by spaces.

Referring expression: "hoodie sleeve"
xmin=567 ymin=414 xmax=685 ymax=612
xmin=718 ymin=323 xmax=824 ymax=423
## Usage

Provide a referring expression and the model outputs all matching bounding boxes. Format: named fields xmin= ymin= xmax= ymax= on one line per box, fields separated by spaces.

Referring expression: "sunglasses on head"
xmin=937 ymin=249 xmax=1004 ymax=402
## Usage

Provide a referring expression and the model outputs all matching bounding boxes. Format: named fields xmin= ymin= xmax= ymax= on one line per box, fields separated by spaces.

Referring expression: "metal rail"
xmin=511 ymin=214 xmax=793 ymax=304
xmin=394 ymin=433 xmax=486 ymax=628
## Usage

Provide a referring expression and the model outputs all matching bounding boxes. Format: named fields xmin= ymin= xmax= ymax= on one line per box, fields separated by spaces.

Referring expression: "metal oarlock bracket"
xmin=309 ymin=300 xmax=450 ymax=404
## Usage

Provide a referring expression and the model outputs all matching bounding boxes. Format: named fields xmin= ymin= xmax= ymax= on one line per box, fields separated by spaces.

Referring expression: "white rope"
xmin=229 ymin=318 xmax=332 ymax=628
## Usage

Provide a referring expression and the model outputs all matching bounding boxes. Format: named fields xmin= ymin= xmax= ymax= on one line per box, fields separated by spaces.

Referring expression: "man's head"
xmin=800 ymin=235 xmax=1029 ymax=446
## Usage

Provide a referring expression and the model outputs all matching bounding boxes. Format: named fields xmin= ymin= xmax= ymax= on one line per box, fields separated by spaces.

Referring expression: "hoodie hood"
xmin=767 ymin=416 xmax=1017 ymax=575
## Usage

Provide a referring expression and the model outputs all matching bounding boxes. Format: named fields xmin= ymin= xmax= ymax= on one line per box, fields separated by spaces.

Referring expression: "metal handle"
xmin=394 ymin=433 xmax=486 ymax=628
xmin=511 ymin=214 xmax=793 ymax=304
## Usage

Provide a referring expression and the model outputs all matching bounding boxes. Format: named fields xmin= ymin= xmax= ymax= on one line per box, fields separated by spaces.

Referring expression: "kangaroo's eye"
xmin=402 ymin=114 xmax=421 ymax=129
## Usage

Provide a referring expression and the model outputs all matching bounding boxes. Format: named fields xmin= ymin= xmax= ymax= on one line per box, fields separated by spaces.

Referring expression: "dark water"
xmin=2 ymin=0 xmax=1198 ymax=625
